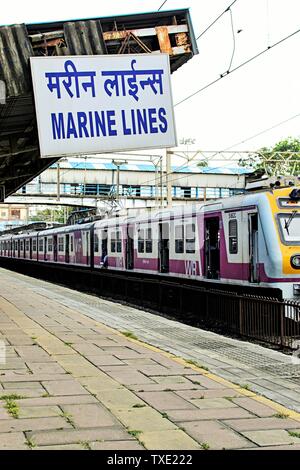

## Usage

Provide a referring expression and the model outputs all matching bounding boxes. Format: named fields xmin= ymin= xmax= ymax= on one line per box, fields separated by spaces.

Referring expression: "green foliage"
xmin=239 ymin=137 xmax=300 ymax=176
xmin=28 ymin=207 xmax=75 ymax=224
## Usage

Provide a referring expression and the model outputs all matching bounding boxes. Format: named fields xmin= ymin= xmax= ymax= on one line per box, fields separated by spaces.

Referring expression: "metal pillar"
xmin=166 ymin=150 xmax=172 ymax=208
xmin=57 ymin=162 xmax=60 ymax=202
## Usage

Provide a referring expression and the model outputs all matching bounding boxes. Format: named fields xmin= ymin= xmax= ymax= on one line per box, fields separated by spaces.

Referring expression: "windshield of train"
xmin=277 ymin=212 xmax=300 ymax=245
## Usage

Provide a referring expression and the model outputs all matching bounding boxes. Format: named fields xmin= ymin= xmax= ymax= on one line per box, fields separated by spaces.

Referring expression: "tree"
xmin=239 ymin=137 xmax=300 ymax=176
xmin=29 ymin=207 xmax=75 ymax=224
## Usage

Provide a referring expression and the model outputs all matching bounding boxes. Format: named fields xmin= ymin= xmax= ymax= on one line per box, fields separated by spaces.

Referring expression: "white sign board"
xmin=30 ymin=54 xmax=177 ymax=158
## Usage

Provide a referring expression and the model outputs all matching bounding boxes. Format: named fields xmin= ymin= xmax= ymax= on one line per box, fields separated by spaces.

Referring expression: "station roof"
xmin=49 ymin=161 xmax=250 ymax=175
xmin=0 ymin=8 xmax=198 ymax=201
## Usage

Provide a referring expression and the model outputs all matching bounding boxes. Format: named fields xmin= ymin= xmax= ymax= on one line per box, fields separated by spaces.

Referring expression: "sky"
xmin=2 ymin=0 xmax=300 ymax=159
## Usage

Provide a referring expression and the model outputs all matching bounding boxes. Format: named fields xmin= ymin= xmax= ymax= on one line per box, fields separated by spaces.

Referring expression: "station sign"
xmin=30 ymin=54 xmax=177 ymax=158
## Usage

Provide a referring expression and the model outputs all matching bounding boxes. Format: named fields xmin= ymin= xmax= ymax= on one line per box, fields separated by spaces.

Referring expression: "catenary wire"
xmin=175 ymin=26 xmax=300 ymax=107
xmin=196 ymin=0 xmax=239 ymax=41
xmin=157 ymin=1 xmax=168 ymax=11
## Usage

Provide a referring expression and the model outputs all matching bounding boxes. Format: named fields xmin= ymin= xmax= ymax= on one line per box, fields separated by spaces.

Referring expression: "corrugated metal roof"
xmin=50 ymin=161 xmax=251 ymax=175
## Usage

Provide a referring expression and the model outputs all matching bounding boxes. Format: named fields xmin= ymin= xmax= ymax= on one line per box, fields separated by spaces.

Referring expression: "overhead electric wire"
xmin=135 ymin=111 xmax=300 ymax=190
xmin=222 ymin=112 xmax=300 ymax=150
xmin=196 ymin=0 xmax=239 ymax=41
xmin=157 ymin=1 xmax=168 ymax=11
xmin=175 ymin=26 xmax=300 ymax=107
xmin=227 ymin=8 xmax=236 ymax=72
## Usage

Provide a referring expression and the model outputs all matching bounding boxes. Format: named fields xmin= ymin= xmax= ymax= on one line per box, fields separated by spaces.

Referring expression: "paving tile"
xmin=241 ymin=429 xmax=300 ymax=446
xmin=191 ymin=397 xmax=238 ymax=409
xmin=0 ymin=388 xmax=47 ymax=398
xmin=0 ymin=416 xmax=70 ymax=433
xmin=104 ymin=369 xmax=154 ymax=385
xmin=35 ymin=444 xmax=85 ymax=450
xmin=140 ymin=430 xmax=200 ymax=450
xmin=175 ymin=388 xmax=244 ymax=400
xmin=167 ymin=407 xmax=253 ymax=422
xmin=0 ymin=404 xmax=11 ymax=420
xmin=7 ymin=336 xmax=41 ymax=347
xmin=0 ymin=360 xmax=28 ymax=370
xmin=184 ymin=375 xmax=227 ymax=389
xmin=13 ymin=346 xmax=53 ymax=362
xmin=179 ymin=420 xmax=254 ymax=449
xmin=151 ymin=375 xmax=197 ymax=385
xmin=114 ymin=407 xmax=178 ymax=432
xmin=19 ymin=406 xmax=62 ymax=419
xmin=26 ymin=427 xmax=133 ymax=446
xmin=136 ymin=391 xmax=198 ymax=411
xmin=86 ymin=355 xmax=124 ymax=366
xmin=95 ymin=389 xmax=146 ymax=411
xmin=61 ymin=404 xmax=119 ymax=428
xmin=129 ymin=383 xmax=203 ymax=392
xmin=42 ymin=380 xmax=90 ymax=396
xmin=0 ymin=432 xmax=27 ymax=449
xmin=71 ymin=343 xmax=103 ymax=356
xmin=250 ymin=444 xmax=300 ymax=450
xmin=231 ymin=397 xmax=276 ymax=417
xmin=223 ymin=417 xmax=300 ymax=432
xmin=89 ymin=440 xmax=144 ymax=450
xmin=79 ymin=376 xmax=121 ymax=393
xmin=26 ymin=362 xmax=67 ymax=375
xmin=3 ymin=381 xmax=45 ymax=390
xmin=17 ymin=395 xmax=99 ymax=407
xmin=124 ymin=358 xmax=159 ymax=367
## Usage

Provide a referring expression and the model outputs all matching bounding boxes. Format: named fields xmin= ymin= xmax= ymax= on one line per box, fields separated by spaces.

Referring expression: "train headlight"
xmin=291 ymin=255 xmax=300 ymax=269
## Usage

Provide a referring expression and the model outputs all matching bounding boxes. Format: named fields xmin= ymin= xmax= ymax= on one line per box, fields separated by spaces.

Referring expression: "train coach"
xmin=0 ymin=185 xmax=299 ymax=300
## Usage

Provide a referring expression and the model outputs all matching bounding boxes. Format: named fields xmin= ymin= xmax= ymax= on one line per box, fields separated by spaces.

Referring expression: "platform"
xmin=0 ymin=267 xmax=300 ymax=450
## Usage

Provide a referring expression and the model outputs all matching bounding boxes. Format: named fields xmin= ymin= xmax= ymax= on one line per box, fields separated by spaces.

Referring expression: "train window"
xmin=116 ymin=231 xmax=122 ymax=253
xmin=20 ymin=240 xmax=24 ymax=251
xmin=277 ymin=213 xmax=300 ymax=245
xmin=138 ymin=229 xmax=145 ymax=253
xmin=39 ymin=238 xmax=44 ymax=253
xmin=48 ymin=238 xmax=53 ymax=252
xmin=229 ymin=219 xmax=238 ymax=254
xmin=145 ymin=228 xmax=153 ymax=253
xmin=32 ymin=239 xmax=37 ymax=252
xmin=175 ymin=225 xmax=184 ymax=254
xmin=186 ymin=223 xmax=196 ymax=254
xmin=94 ymin=234 xmax=99 ymax=253
xmin=111 ymin=232 xmax=116 ymax=253
xmin=58 ymin=236 xmax=64 ymax=252
xmin=70 ymin=235 xmax=74 ymax=253
xmin=25 ymin=240 xmax=29 ymax=252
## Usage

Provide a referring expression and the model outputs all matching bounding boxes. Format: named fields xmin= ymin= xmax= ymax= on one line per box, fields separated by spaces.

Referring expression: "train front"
xmin=267 ymin=186 xmax=300 ymax=299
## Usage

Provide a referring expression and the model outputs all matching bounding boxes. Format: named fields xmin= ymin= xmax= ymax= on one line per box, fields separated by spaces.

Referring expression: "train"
xmin=0 ymin=185 xmax=300 ymax=300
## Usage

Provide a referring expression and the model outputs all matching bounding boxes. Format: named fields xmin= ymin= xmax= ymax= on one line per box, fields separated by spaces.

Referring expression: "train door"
xmin=29 ymin=238 xmax=32 ymax=260
xmin=249 ymin=213 xmax=259 ymax=283
xmin=17 ymin=239 xmax=20 ymax=258
xmin=204 ymin=217 xmax=220 ymax=279
xmin=65 ymin=234 xmax=70 ymax=264
xmin=159 ymin=222 xmax=169 ymax=273
xmin=101 ymin=229 xmax=108 ymax=266
xmin=44 ymin=237 xmax=47 ymax=261
xmin=53 ymin=235 xmax=58 ymax=262
xmin=125 ymin=225 xmax=134 ymax=270
xmin=86 ymin=231 xmax=90 ymax=265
